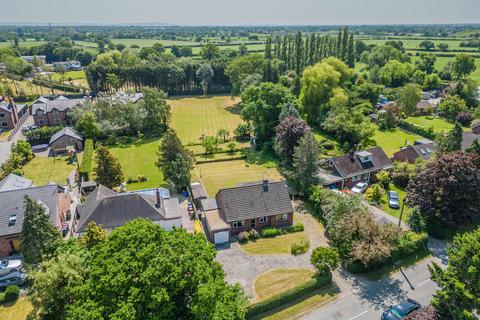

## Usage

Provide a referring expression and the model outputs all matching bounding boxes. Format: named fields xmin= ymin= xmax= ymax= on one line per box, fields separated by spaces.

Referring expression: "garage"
xmin=204 ymin=209 xmax=231 ymax=245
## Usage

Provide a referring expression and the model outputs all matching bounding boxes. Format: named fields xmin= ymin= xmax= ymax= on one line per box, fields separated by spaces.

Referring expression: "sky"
xmin=0 ymin=0 xmax=479 ymax=26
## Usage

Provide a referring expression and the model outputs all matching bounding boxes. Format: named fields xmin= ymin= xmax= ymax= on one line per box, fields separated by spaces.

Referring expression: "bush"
xmin=237 ymin=231 xmax=250 ymax=242
xmin=398 ymin=120 xmax=436 ymax=140
xmin=291 ymin=240 xmax=310 ymax=255
xmin=3 ymin=285 xmax=20 ymax=302
xmin=456 ymin=112 xmax=472 ymax=126
xmin=24 ymin=126 xmax=63 ymax=144
xmin=286 ymin=223 xmax=304 ymax=233
xmin=79 ymin=139 xmax=94 ymax=181
xmin=249 ymin=229 xmax=259 ymax=239
xmin=0 ymin=292 xmax=4 ymax=303
xmin=376 ymin=170 xmax=391 ymax=190
xmin=245 ymin=273 xmax=332 ymax=319
xmin=261 ymin=227 xmax=280 ymax=238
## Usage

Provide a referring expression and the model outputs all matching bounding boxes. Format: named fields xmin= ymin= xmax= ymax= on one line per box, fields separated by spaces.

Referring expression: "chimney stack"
xmin=263 ymin=179 xmax=269 ymax=192
xmin=348 ymin=149 xmax=355 ymax=162
xmin=156 ymin=188 xmax=161 ymax=207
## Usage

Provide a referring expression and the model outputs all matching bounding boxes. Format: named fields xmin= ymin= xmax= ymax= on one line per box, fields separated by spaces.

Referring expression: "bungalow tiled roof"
xmin=49 ymin=127 xmax=83 ymax=145
xmin=329 ymin=147 xmax=393 ymax=179
xmin=215 ymin=181 xmax=293 ymax=223
xmin=393 ymin=143 xmax=436 ymax=163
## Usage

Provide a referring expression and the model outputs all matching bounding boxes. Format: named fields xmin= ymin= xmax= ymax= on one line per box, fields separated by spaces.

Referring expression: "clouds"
xmin=1 ymin=0 xmax=479 ymax=25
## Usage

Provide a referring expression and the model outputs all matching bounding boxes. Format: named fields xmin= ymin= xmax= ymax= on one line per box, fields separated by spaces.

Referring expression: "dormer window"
xmin=52 ymin=108 xmax=59 ymax=114
xmin=356 ymin=151 xmax=373 ymax=163
xmin=36 ymin=109 xmax=44 ymax=115
xmin=8 ymin=215 xmax=16 ymax=226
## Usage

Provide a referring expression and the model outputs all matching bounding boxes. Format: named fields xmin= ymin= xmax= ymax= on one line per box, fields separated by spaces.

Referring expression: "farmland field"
xmin=0 ymin=39 xmax=45 ymax=48
xmin=372 ymin=126 xmax=423 ymax=157
xmin=169 ymin=95 xmax=243 ymax=145
xmin=360 ymin=38 xmax=478 ymax=51
xmin=110 ymin=38 xmax=201 ymax=47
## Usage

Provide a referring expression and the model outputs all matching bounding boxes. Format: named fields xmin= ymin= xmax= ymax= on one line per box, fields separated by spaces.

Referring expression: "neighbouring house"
xmin=202 ymin=180 xmax=294 ymax=244
xmin=0 ymin=174 xmax=34 ymax=192
xmin=439 ymin=82 xmax=457 ymax=98
xmin=325 ymin=147 xmax=393 ymax=189
xmin=472 ymin=122 xmax=480 ymax=135
xmin=111 ymin=92 xmax=144 ymax=104
xmin=52 ymin=60 xmax=82 ymax=70
xmin=190 ymin=182 xmax=208 ymax=208
xmin=75 ymin=185 xmax=182 ymax=234
xmin=0 ymin=99 xmax=20 ymax=131
xmin=21 ymin=55 xmax=46 ymax=64
xmin=49 ymin=127 xmax=83 ymax=156
xmin=0 ymin=184 xmax=71 ymax=257
xmin=462 ymin=132 xmax=480 ymax=151
xmin=368 ymin=113 xmax=379 ymax=123
xmin=31 ymin=96 xmax=85 ymax=127
xmin=421 ymin=91 xmax=439 ymax=100
xmin=416 ymin=99 xmax=441 ymax=114
xmin=393 ymin=142 xmax=436 ymax=163
xmin=376 ymin=101 xmax=397 ymax=110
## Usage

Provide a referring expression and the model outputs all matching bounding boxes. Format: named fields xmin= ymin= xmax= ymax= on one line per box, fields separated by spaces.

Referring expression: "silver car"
xmin=0 ymin=259 xmax=22 ymax=276
xmin=0 ymin=271 xmax=26 ymax=288
xmin=388 ymin=191 xmax=400 ymax=209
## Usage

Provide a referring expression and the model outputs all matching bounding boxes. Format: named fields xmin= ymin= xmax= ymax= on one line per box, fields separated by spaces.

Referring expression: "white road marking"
xmin=349 ymin=310 xmax=369 ymax=320
xmin=417 ymin=279 xmax=431 ymax=287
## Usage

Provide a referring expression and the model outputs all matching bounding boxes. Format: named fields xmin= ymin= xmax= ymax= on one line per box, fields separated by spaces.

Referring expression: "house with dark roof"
xmin=0 ymin=99 xmax=20 ymax=131
xmin=0 ymin=185 xmax=70 ymax=257
xmin=472 ymin=122 xmax=480 ymax=135
xmin=31 ymin=97 xmax=85 ymax=127
xmin=325 ymin=147 xmax=393 ymax=189
xmin=203 ymin=180 xmax=293 ymax=244
xmin=0 ymin=174 xmax=34 ymax=192
xmin=75 ymin=185 xmax=182 ymax=234
xmin=393 ymin=142 xmax=436 ymax=163
xmin=462 ymin=132 xmax=480 ymax=151
xmin=190 ymin=182 xmax=208 ymax=208
xmin=49 ymin=127 xmax=83 ymax=156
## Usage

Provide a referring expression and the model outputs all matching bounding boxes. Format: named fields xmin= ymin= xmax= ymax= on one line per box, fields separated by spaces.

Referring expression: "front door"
xmin=251 ymin=219 xmax=256 ymax=228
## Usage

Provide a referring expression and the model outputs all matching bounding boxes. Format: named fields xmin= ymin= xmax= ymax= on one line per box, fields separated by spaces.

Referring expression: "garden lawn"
xmin=108 ymin=136 xmax=166 ymax=191
xmin=0 ymin=296 xmax=33 ymax=320
xmin=372 ymin=126 xmax=423 ymax=157
xmin=192 ymin=159 xmax=282 ymax=196
xmin=405 ymin=116 xmax=471 ymax=133
xmin=253 ymin=269 xmax=315 ymax=302
xmin=379 ymin=183 xmax=413 ymax=221
xmin=240 ymin=231 xmax=308 ymax=255
xmin=169 ymin=95 xmax=243 ymax=145
xmin=23 ymin=155 xmax=82 ymax=186
xmin=50 ymin=70 xmax=87 ymax=81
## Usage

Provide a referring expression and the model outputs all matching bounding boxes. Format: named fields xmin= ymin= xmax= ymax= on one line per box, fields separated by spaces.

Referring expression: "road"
xmin=0 ymin=115 xmax=33 ymax=165
xmin=301 ymin=238 xmax=448 ymax=320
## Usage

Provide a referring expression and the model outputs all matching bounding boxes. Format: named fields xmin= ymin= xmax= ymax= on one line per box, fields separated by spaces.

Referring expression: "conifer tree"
xmin=94 ymin=146 xmax=124 ymax=189
xmin=347 ymin=33 xmax=355 ymax=67
xmin=265 ymin=36 xmax=272 ymax=60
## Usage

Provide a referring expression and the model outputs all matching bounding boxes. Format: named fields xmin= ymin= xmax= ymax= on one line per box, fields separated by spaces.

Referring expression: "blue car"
xmin=381 ymin=299 xmax=420 ymax=320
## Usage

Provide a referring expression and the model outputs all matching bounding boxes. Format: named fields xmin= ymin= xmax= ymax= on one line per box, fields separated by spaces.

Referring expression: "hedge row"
xmin=245 ymin=273 xmax=332 ymax=319
xmin=79 ymin=139 xmax=94 ymax=181
xmin=348 ymin=231 xmax=428 ymax=274
xmin=24 ymin=126 xmax=63 ymax=145
xmin=398 ymin=120 xmax=437 ymax=140
xmin=32 ymin=78 xmax=84 ymax=93
xmin=195 ymin=155 xmax=247 ymax=164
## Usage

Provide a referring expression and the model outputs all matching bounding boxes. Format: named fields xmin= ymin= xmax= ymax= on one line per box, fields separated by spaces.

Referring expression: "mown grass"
xmin=23 ymin=155 xmax=82 ymax=186
xmin=404 ymin=116 xmax=471 ymax=133
xmin=379 ymin=183 xmax=413 ymax=221
xmin=169 ymin=95 xmax=243 ymax=145
xmin=372 ymin=126 xmax=423 ymax=157
xmin=0 ymin=296 xmax=33 ymax=320
xmin=254 ymin=269 xmax=316 ymax=302
xmin=240 ymin=232 xmax=308 ymax=255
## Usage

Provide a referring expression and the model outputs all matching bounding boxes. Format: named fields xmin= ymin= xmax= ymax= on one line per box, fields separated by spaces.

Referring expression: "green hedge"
xmin=32 ymin=78 xmax=84 ymax=93
xmin=246 ymin=273 xmax=332 ymax=319
xmin=24 ymin=126 xmax=63 ymax=145
xmin=398 ymin=120 xmax=436 ymax=140
xmin=0 ymin=285 xmax=20 ymax=303
xmin=347 ymin=231 xmax=428 ymax=273
xmin=195 ymin=155 xmax=247 ymax=164
xmin=79 ymin=139 xmax=94 ymax=181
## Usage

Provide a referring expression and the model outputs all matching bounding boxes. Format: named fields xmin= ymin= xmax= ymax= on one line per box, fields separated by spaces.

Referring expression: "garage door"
xmin=214 ymin=231 xmax=229 ymax=244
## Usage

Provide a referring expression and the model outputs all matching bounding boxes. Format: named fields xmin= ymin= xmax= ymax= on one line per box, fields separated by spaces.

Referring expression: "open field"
xmin=108 ymin=136 xmax=166 ymax=191
xmin=169 ymin=95 xmax=243 ymax=145
xmin=405 ymin=116 xmax=471 ymax=133
xmin=192 ymin=159 xmax=282 ymax=196
xmin=0 ymin=296 xmax=33 ymax=320
xmin=254 ymin=269 xmax=315 ymax=302
xmin=0 ymin=39 xmax=45 ymax=48
xmin=372 ymin=126 xmax=423 ymax=157
xmin=50 ymin=70 xmax=87 ymax=81
xmin=7 ymin=79 xmax=77 ymax=96
xmin=361 ymin=38 xmax=479 ymax=51
xmin=240 ymin=231 xmax=308 ymax=255
xmin=23 ymin=155 xmax=81 ymax=186
xmin=110 ymin=38 xmax=201 ymax=47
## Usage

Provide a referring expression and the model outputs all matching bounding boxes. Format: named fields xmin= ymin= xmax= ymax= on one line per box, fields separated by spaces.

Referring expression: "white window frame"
xmin=276 ymin=214 xmax=288 ymax=222
xmin=52 ymin=108 xmax=59 ymax=114
xmin=232 ymin=220 xmax=244 ymax=228
xmin=259 ymin=216 xmax=268 ymax=224
xmin=36 ymin=110 xmax=44 ymax=115
xmin=1 ymin=122 xmax=7 ymax=127
xmin=364 ymin=172 xmax=371 ymax=181
xmin=352 ymin=175 xmax=360 ymax=182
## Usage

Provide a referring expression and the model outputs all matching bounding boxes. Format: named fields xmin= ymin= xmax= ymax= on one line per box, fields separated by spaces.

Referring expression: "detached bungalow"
xmin=393 ymin=141 xmax=436 ymax=163
xmin=325 ymin=147 xmax=393 ymax=189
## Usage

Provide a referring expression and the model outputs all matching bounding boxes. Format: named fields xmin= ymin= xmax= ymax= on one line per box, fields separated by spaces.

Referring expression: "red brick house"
xmin=203 ymin=180 xmax=294 ymax=244
xmin=31 ymin=97 xmax=85 ymax=127
xmin=0 ymin=184 xmax=71 ymax=257
xmin=0 ymin=99 xmax=19 ymax=131
xmin=325 ymin=147 xmax=393 ymax=190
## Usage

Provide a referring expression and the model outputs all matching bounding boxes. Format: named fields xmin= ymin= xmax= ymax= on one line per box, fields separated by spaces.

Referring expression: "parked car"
xmin=0 ymin=259 xmax=22 ymax=276
xmin=351 ymin=182 xmax=368 ymax=193
xmin=21 ymin=125 xmax=31 ymax=132
xmin=381 ymin=299 xmax=421 ymax=320
xmin=388 ymin=191 xmax=400 ymax=209
xmin=0 ymin=271 xmax=26 ymax=288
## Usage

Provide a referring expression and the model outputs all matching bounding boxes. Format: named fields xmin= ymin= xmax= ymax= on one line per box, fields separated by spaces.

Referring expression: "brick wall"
xmin=34 ymin=110 xmax=70 ymax=127
xmin=228 ymin=212 xmax=293 ymax=236
xmin=50 ymin=135 xmax=83 ymax=153
xmin=0 ymin=235 xmax=19 ymax=257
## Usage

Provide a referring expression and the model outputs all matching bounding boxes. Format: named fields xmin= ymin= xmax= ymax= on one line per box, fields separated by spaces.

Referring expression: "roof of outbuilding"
xmin=215 ymin=181 xmax=293 ymax=223
xmin=0 ymin=185 xmax=64 ymax=236
xmin=201 ymin=198 xmax=218 ymax=212
xmin=205 ymin=209 xmax=230 ymax=232
xmin=76 ymin=185 xmax=181 ymax=232
xmin=191 ymin=182 xmax=208 ymax=200
xmin=0 ymin=173 xmax=34 ymax=192
xmin=329 ymin=147 xmax=393 ymax=179
xmin=49 ymin=127 xmax=83 ymax=145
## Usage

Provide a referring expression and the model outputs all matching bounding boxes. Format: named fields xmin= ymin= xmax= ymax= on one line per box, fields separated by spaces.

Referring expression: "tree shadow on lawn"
xmin=339 ymin=269 xmax=408 ymax=310
xmin=225 ymin=102 xmax=242 ymax=115
xmin=107 ymin=134 xmax=163 ymax=149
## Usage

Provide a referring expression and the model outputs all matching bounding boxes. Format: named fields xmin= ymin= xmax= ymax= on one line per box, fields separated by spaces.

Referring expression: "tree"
xmin=293 ymin=132 xmax=322 ymax=194
xmin=408 ymin=207 xmax=427 ymax=233
xmin=398 ymin=83 xmax=422 ymax=116
xmin=225 ymin=54 xmax=266 ymax=95
xmin=80 ymin=221 xmax=107 ymax=248
xmin=429 ymin=227 xmax=480 ymax=319
xmin=415 ymin=53 xmax=436 ymax=74
xmin=437 ymin=43 xmax=449 ymax=51
xmin=94 ymin=146 xmax=124 ymax=189
xmin=310 ymin=247 xmax=340 ymax=276
xmin=274 ymin=116 xmax=310 ymax=165
xmin=157 ymin=129 xmax=194 ymax=190
xmin=200 ymin=43 xmax=220 ymax=60
xmin=233 ymin=123 xmax=252 ymax=140
xmin=202 ymin=136 xmax=220 ymax=154
xmin=11 ymin=139 xmax=33 ymax=163
xmin=20 ymin=196 xmax=60 ymax=265
xmin=379 ymin=60 xmax=414 ymax=87
xmin=376 ymin=170 xmax=391 ymax=189
xmin=196 ymin=63 xmax=214 ymax=95
xmin=241 ymin=82 xmax=296 ymax=142
xmin=466 ymin=138 xmax=480 ymax=168
xmin=437 ymin=95 xmax=467 ymax=120
xmin=423 ymin=73 xmax=442 ymax=90
xmin=76 ymin=111 xmax=100 ymax=139
xmin=407 ymin=152 xmax=480 ymax=228
xmin=216 ymin=128 xmax=229 ymax=142
xmin=452 ymin=53 xmax=476 ymax=79
xmin=419 ymin=40 xmax=435 ymax=51
xmin=238 ymin=44 xmax=248 ymax=56
xmin=279 ymin=101 xmax=301 ymax=120
xmin=141 ymin=87 xmax=170 ymax=130
xmin=365 ymin=184 xmax=383 ymax=204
